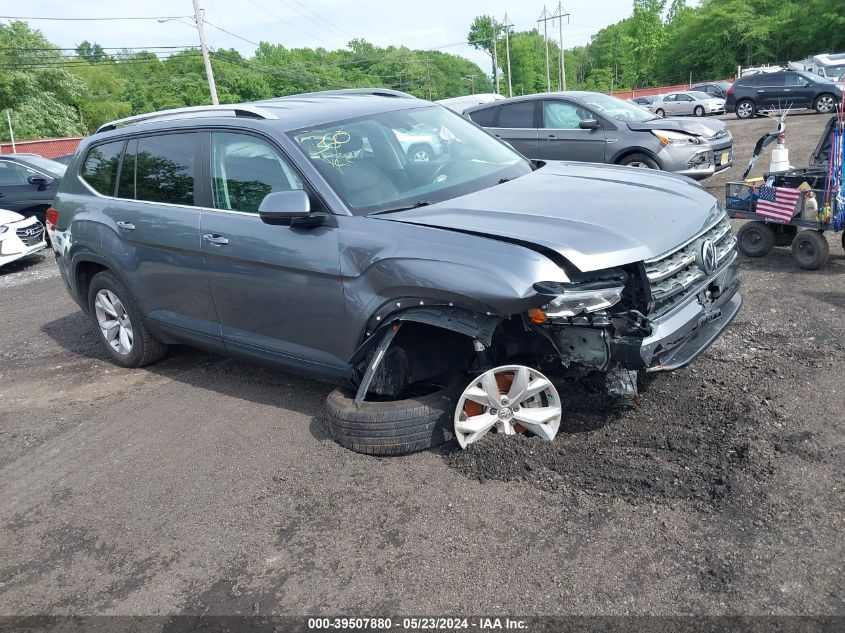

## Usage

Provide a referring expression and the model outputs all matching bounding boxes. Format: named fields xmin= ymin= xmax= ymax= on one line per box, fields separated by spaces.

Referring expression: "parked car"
xmin=464 ymin=91 xmax=733 ymax=180
xmin=629 ymin=95 xmax=658 ymax=106
xmin=53 ymin=153 xmax=76 ymax=165
xmin=436 ymin=93 xmax=505 ymax=113
xmin=650 ymin=91 xmax=725 ymax=117
xmin=0 ymin=153 xmax=65 ymax=229
xmin=48 ymin=92 xmax=741 ymax=455
xmin=690 ymin=82 xmax=733 ymax=99
xmin=725 ymin=70 xmax=843 ymax=118
xmin=0 ymin=208 xmax=46 ymax=268
xmin=393 ymin=123 xmax=446 ymax=162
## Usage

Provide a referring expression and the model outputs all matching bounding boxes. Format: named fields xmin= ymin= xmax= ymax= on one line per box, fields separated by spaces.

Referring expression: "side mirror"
xmin=579 ymin=119 xmax=600 ymax=130
xmin=27 ymin=175 xmax=50 ymax=188
xmin=803 ymin=80 xmax=811 ymax=87
xmin=258 ymin=190 xmax=331 ymax=228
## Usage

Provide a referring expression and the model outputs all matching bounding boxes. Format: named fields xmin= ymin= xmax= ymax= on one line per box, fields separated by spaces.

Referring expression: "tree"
xmin=468 ymin=15 xmax=500 ymax=84
xmin=76 ymin=41 xmax=109 ymax=63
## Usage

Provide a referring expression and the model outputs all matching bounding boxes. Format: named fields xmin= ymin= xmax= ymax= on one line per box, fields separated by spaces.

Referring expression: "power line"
xmin=242 ymin=0 xmax=340 ymax=48
xmin=0 ymin=45 xmax=198 ymax=51
xmin=203 ymin=20 xmax=260 ymax=47
xmin=0 ymin=15 xmax=194 ymax=21
xmin=277 ymin=0 xmax=355 ymax=42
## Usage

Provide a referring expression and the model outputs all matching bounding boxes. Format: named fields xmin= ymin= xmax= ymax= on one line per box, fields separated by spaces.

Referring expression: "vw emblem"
xmin=699 ymin=239 xmax=718 ymax=275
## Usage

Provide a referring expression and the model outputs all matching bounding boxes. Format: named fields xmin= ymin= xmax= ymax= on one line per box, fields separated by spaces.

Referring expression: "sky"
xmin=5 ymin=0 xmax=636 ymax=71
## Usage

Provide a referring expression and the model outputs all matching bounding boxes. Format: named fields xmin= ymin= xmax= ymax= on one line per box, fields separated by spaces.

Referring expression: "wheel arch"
xmin=611 ymin=147 xmax=663 ymax=169
xmin=70 ymin=251 xmax=131 ymax=314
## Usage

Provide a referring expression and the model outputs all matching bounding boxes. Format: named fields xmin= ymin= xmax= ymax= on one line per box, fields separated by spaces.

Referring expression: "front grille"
xmin=16 ymin=223 xmax=44 ymax=247
xmin=643 ymin=214 xmax=736 ymax=317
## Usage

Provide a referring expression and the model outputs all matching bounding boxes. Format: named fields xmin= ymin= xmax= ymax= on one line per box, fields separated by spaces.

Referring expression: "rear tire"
xmin=87 ymin=271 xmax=168 ymax=368
xmin=791 ymin=230 xmax=829 ymax=270
xmin=325 ymin=381 xmax=460 ymax=456
xmin=814 ymin=93 xmax=837 ymax=114
xmin=737 ymin=222 xmax=775 ymax=257
xmin=735 ymin=99 xmax=756 ymax=119
xmin=694 ymin=105 xmax=705 ymax=117
xmin=618 ymin=153 xmax=659 ymax=170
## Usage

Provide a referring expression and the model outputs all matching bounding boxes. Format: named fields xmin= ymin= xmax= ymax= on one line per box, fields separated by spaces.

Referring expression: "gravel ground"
xmin=0 ymin=112 xmax=843 ymax=619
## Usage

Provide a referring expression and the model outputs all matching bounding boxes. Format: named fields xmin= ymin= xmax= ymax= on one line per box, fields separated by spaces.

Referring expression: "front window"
xmin=576 ymin=93 xmax=657 ymax=123
xmin=688 ymin=91 xmax=712 ymax=100
xmin=822 ymin=66 xmax=845 ymax=81
xmin=290 ymin=105 xmax=531 ymax=214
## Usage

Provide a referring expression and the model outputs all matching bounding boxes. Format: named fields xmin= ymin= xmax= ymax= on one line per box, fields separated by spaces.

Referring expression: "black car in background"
xmin=0 ymin=153 xmax=65 ymax=227
xmin=629 ymin=95 xmax=658 ymax=106
xmin=725 ymin=71 xmax=842 ymax=118
xmin=691 ymin=81 xmax=733 ymax=99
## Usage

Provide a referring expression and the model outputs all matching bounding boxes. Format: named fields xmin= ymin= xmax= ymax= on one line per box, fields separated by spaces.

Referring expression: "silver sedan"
xmin=650 ymin=91 xmax=726 ymax=117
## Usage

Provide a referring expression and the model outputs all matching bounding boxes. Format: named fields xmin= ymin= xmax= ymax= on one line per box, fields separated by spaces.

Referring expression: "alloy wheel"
xmin=816 ymin=95 xmax=835 ymax=113
xmin=411 ymin=149 xmax=431 ymax=162
xmin=454 ymin=365 xmax=561 ymax=449
xmin=94 ymin=289 xmax=134 ymax=355
xmin=737 ymin=102 xmax=753 ymax=118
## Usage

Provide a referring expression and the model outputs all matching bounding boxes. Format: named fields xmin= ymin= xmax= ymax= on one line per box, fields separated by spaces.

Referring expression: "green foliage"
xmin=0 ymin=21 xmax=491 ymax=140
xmin=478 ymin=0 xmax=845 ymax=93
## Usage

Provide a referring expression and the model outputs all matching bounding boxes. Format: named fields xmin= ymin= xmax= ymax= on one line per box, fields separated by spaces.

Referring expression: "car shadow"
xmin=40 ymin=312 xmax=333 ymax=427
xmin=0 ymin=252 xmax=46 ymax=277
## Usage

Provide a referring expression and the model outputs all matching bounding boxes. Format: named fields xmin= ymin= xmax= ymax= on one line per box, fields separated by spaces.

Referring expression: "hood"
xmin=0 ymin=208 xmax=25 ymax=225
xmin=628 ymin=116 xmax=727 ymax=139
xmin=378 ymin=162 xmax=721 ymax=273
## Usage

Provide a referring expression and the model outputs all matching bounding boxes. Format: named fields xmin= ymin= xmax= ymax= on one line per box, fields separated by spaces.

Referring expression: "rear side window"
xmin=135 ymin=133 xmax=199 ymax=206
xmin=496 ymin=102 xmax=535 ymax=128
xmin=80 ymin=141 xmax=124 ymax=196
xmin=468 ymin=107 xmax=497 ymax=127
xmin=117 ymin=139 xmax=137 ymax=199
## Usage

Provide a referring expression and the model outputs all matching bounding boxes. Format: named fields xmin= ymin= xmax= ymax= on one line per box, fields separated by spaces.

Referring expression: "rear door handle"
xmin=116 ymin=221 xmax=135 ymax=230
xmin=203 ymin=233 xmax=229 ymax=246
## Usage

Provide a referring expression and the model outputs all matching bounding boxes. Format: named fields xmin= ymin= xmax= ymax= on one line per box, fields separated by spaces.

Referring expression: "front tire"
xmin=737 ymin=222 xmax=775 ymax=257
xmin=87 ymin=271 xmax=168 ymax=368
xmin=735 ymin=99 xmax=756 ymax=119
xmin=325 ymin=382 xmax=459 ymax=456
xmin=655 ymin=108 xmax=665 ymax=117
xmin=618 ymin=153 xmax=659 ymax=170
xmin=694 ymin=105 xmax=705 ymax=117
xmin=814 ymin=93 xmax=837 ymax=114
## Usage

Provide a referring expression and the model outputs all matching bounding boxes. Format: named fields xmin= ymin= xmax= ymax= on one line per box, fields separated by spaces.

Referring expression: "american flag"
xmin=755 ymin=185 xmax=801 ymax=222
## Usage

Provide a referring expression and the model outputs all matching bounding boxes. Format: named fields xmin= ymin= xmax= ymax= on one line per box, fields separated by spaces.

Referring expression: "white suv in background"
xmin=0 ymin=209 xmax=46 ymax=268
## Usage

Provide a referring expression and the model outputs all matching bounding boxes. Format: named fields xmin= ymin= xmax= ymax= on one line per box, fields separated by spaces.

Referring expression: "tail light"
xmin=45 ymin=207 xmax=59 ymax=231
xmin=726 ymin=85 xmax=734 ymax=96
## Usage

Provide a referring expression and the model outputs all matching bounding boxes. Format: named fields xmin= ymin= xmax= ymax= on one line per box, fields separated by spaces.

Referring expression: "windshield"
xmin=19 ymin=155 xmax=67 ymax=177
xmin=804 ymin=72 xmax=834 ymax=84
xmin=688 ymin=91 xmax=713 ymax=100
xmin=577 ymin=93 xmax=656 ymax=123
xmin=290 ymin=105 xmax=531 ymax=214
xmin=819 ymin=66 xmax=845 ymax=81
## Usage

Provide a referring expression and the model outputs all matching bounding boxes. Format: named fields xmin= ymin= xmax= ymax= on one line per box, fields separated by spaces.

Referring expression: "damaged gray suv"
xmin=48 ymin=89 xmax=741 ymax=456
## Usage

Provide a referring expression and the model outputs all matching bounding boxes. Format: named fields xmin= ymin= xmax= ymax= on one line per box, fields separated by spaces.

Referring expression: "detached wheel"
xmin=619 ymin=153 xmax=659 ymax=170
xmin=326 ymin=382 xmax=458 ymax=456
xmin=774 ymin=224 xmax=798 ymax=247
xmin=736 ymin=99 xmax=756 ymax=119
xmin=737 ymin=222 xmax=775 ymax=257
xmin=694 ymin=105 xmax=705 ymax=117
xmin=87 ymin=271 xmax=168 ymax=367
xmin=814 ymin=94 xmax=837 ymax=114
xmin=791 ymin=230 xmax=829 ymax=270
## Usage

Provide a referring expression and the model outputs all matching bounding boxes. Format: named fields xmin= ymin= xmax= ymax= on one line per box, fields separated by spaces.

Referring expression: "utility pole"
xmin=191 ymin=0 xmax=219 ymax=105
xmin=539 ymin=3 xmax=570 ymax=91
xmin=538 ymin=6 xmax=551 ymax=92
xmin=502 ymin=13 xmax=513 ymax=98
xmin=492 ymin=22 xmax=499 ymax=95
xmin=6 ymin=111 xmax=15 ymax=153
xmin=462 ymin=74 xmax=476 ymax=95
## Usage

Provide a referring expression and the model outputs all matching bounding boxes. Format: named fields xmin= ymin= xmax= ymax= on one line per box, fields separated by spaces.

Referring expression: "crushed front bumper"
xmin=609 ymin=261 xmax=742 ymax=372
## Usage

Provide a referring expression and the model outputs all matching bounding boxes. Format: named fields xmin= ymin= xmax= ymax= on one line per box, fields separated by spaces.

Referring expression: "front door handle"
xmin=116 ymin=221 xmax=135 ymax=230
xmin=203 ymin=233 xmax=229 ymax=246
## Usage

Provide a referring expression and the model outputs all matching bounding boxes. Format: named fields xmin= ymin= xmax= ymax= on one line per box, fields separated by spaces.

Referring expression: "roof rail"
xmin=95 ymin=104 xmax=278 ymax=134
xmin=264 ymin=88 xmax=417 ymax=102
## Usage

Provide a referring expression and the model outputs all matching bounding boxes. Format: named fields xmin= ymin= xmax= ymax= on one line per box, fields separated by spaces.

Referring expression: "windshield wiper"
xmin=369 ymin=201 xmax=431 ymax=215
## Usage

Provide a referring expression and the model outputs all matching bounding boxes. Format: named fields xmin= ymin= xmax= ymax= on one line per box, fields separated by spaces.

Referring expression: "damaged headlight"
xmin=530 ymin=280 xmax=625 ymax=321
xmin=651 ymin=129 xmax=702 ymax=146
